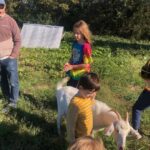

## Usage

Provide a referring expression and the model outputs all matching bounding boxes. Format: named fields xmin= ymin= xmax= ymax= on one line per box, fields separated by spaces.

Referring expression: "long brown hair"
xmin=73 ymin=20 xmax=91 ymax=44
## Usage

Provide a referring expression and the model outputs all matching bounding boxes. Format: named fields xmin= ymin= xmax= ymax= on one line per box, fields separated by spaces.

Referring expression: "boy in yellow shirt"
xmin=66 ymin=72 xmax=100 ymax=143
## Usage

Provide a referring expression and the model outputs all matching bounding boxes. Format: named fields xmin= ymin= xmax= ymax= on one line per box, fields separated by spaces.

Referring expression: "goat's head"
xmin=104 ymin=111 xmax=141 ymax=150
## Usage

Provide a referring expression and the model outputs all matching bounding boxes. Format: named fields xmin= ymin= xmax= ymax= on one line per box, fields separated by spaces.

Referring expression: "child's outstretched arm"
xmin=64 ymin=63 xmax=90 ymax=72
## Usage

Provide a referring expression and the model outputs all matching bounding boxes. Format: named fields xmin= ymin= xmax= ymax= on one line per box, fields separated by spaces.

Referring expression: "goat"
xmin=56 ymin=77 xmax=142 ymax=150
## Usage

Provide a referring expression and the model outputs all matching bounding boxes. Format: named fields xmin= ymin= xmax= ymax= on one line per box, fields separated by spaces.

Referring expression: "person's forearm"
xmin=10 ymin=20 xmax=21 ymax=58
xmin=10 ymin=40 xmax=21 ymax=58
xmin=72 ymin=64 xmax=90 ymax=70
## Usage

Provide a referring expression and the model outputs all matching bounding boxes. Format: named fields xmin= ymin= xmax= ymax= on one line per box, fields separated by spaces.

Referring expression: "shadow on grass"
xmin=20 ymin=91 xmax=57 ymax=111
xmin=0 ymin=108 xmax=67 ymax=150
xmin=0 ymin=94 xmax=3 ymax=99
xmin=139 ymin=130 xmax=150 ymax=138
xmin=93 ymin=39 xmax=150 ymax=51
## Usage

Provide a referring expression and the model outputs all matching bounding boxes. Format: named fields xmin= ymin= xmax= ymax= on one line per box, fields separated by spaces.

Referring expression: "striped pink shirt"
xmin=0 ymin=14 xmax=21 ymax=58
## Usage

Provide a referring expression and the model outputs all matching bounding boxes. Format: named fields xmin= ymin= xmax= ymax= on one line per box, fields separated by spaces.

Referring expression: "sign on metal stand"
xmin=21 ymin=23 xmax=64 ymax=49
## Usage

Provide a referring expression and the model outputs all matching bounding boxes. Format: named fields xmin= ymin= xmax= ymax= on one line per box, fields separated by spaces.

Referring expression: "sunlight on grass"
xmin=0 ymin=34 xmax=149 ymax=150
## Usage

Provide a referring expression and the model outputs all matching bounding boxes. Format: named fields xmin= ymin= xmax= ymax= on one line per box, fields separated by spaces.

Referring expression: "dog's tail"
xmin=56 ymin=77 xmax=70 ymax=90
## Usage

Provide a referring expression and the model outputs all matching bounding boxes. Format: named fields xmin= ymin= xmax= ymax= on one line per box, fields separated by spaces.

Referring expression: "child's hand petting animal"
xmin=90 ymin=92 xmax=96 ymax=100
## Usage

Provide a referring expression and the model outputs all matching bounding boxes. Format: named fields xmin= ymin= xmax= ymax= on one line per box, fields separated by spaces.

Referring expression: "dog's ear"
xmin=104 ymin=123 xmax=114 ymax=136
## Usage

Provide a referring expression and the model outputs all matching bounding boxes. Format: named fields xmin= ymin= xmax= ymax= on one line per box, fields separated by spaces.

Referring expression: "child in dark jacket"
xmin=132 ymin=59 xmax=150 ymax=133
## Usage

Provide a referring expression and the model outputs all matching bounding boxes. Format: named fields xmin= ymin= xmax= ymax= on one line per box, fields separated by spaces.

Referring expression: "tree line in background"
xmin=6 ymin=0 xmax=150 ymax=40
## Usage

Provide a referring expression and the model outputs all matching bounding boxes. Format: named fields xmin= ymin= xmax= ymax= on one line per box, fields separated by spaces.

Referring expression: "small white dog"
xmin=56 ymin=77 xmax=142 ymax=150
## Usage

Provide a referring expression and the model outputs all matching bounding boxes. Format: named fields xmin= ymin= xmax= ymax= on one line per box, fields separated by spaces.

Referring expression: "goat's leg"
xmin=57 ymin=114 xmax=63 ymax=135
xmin=130 ymin=126 xmax=142 ymax=139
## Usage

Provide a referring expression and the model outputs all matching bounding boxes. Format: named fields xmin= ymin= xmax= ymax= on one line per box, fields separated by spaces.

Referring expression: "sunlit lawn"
xmin=0 ymin=34 xmax=149 ymax=150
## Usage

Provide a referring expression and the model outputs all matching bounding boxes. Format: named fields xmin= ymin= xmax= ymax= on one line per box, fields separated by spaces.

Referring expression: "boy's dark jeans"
xmin=0 ymin=58 xmax=19 ymax=104
xmin=132 ymin=89 xmax=150 ymax=130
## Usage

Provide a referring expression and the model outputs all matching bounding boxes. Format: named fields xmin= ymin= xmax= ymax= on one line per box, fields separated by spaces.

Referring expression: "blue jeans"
xmin=132 ymin=89 xmax=150 ymax=130
xmin=0 ymin=58 xmax=19 ymax=104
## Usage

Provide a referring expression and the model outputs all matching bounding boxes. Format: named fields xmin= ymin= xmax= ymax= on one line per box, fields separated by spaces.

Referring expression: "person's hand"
xmin=64 ymin=63 xmax=73 ymax=72
xmin=90 ymin=92 xmax=96 ymax=100
xmin=9 ymin=56 xmax=15 ymax=59
xmin=64 ymin=63 xmax=69 ymax=67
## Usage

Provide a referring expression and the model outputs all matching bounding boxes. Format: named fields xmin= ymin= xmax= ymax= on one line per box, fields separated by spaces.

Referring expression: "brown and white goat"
xmin=56 ymin=77 xmax=141 ymax=150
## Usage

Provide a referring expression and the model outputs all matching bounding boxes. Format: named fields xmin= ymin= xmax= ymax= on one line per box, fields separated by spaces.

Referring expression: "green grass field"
xmin=0 ymin=33 xmax=149 ymax=150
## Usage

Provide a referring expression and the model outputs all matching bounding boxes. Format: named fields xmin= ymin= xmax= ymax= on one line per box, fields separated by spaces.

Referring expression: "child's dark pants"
xmin=132 ymin=89 xmax=150 ymax=130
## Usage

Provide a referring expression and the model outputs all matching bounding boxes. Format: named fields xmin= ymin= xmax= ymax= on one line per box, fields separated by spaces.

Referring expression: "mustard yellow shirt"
xmin=66 ymin=96 xmax=94 ymax=143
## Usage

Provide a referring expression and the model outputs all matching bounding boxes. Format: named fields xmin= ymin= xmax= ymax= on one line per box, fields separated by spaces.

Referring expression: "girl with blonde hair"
xmin=64 ymin=20 xmax=93 ymax=87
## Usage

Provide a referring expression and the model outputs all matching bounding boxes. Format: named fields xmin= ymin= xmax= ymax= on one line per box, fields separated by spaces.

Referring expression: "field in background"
xmin=0 ymin=33 xmax=149 ymax=150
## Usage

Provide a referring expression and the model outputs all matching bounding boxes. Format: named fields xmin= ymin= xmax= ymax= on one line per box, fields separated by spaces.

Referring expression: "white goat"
xmin=56 ymin=77 xmax=142 ymax=150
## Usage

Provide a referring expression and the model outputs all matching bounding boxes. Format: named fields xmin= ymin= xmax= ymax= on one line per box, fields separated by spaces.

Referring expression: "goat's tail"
xmin=56 ymin=77 xmax=70 ymax=90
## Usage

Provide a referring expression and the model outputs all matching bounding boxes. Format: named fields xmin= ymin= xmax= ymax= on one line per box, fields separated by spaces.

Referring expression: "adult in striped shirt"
xmin=0 ymin=0 xmax=21 ymax=110
xmin=66 ymin=72 xmax=100 ymax=144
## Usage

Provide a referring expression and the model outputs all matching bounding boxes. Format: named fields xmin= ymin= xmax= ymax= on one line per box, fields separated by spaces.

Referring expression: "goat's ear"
xmin=104 ymin=123 xmax=114 ymax=136
xmin=130 ymin=126 xmax=142 ymax=139
xmin=125 ymin=112 xmax=129 ymax=122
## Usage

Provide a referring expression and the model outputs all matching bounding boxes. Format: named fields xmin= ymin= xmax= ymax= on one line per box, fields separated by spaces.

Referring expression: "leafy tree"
xmin=5 ymin=0 xmax=150 ymax=39
xmin=6 ymin=0 xmax=79 ymax=26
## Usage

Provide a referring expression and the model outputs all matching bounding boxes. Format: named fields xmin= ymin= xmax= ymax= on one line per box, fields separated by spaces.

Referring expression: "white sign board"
xmin=21 ymin=23 xmax=64 ymax=49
